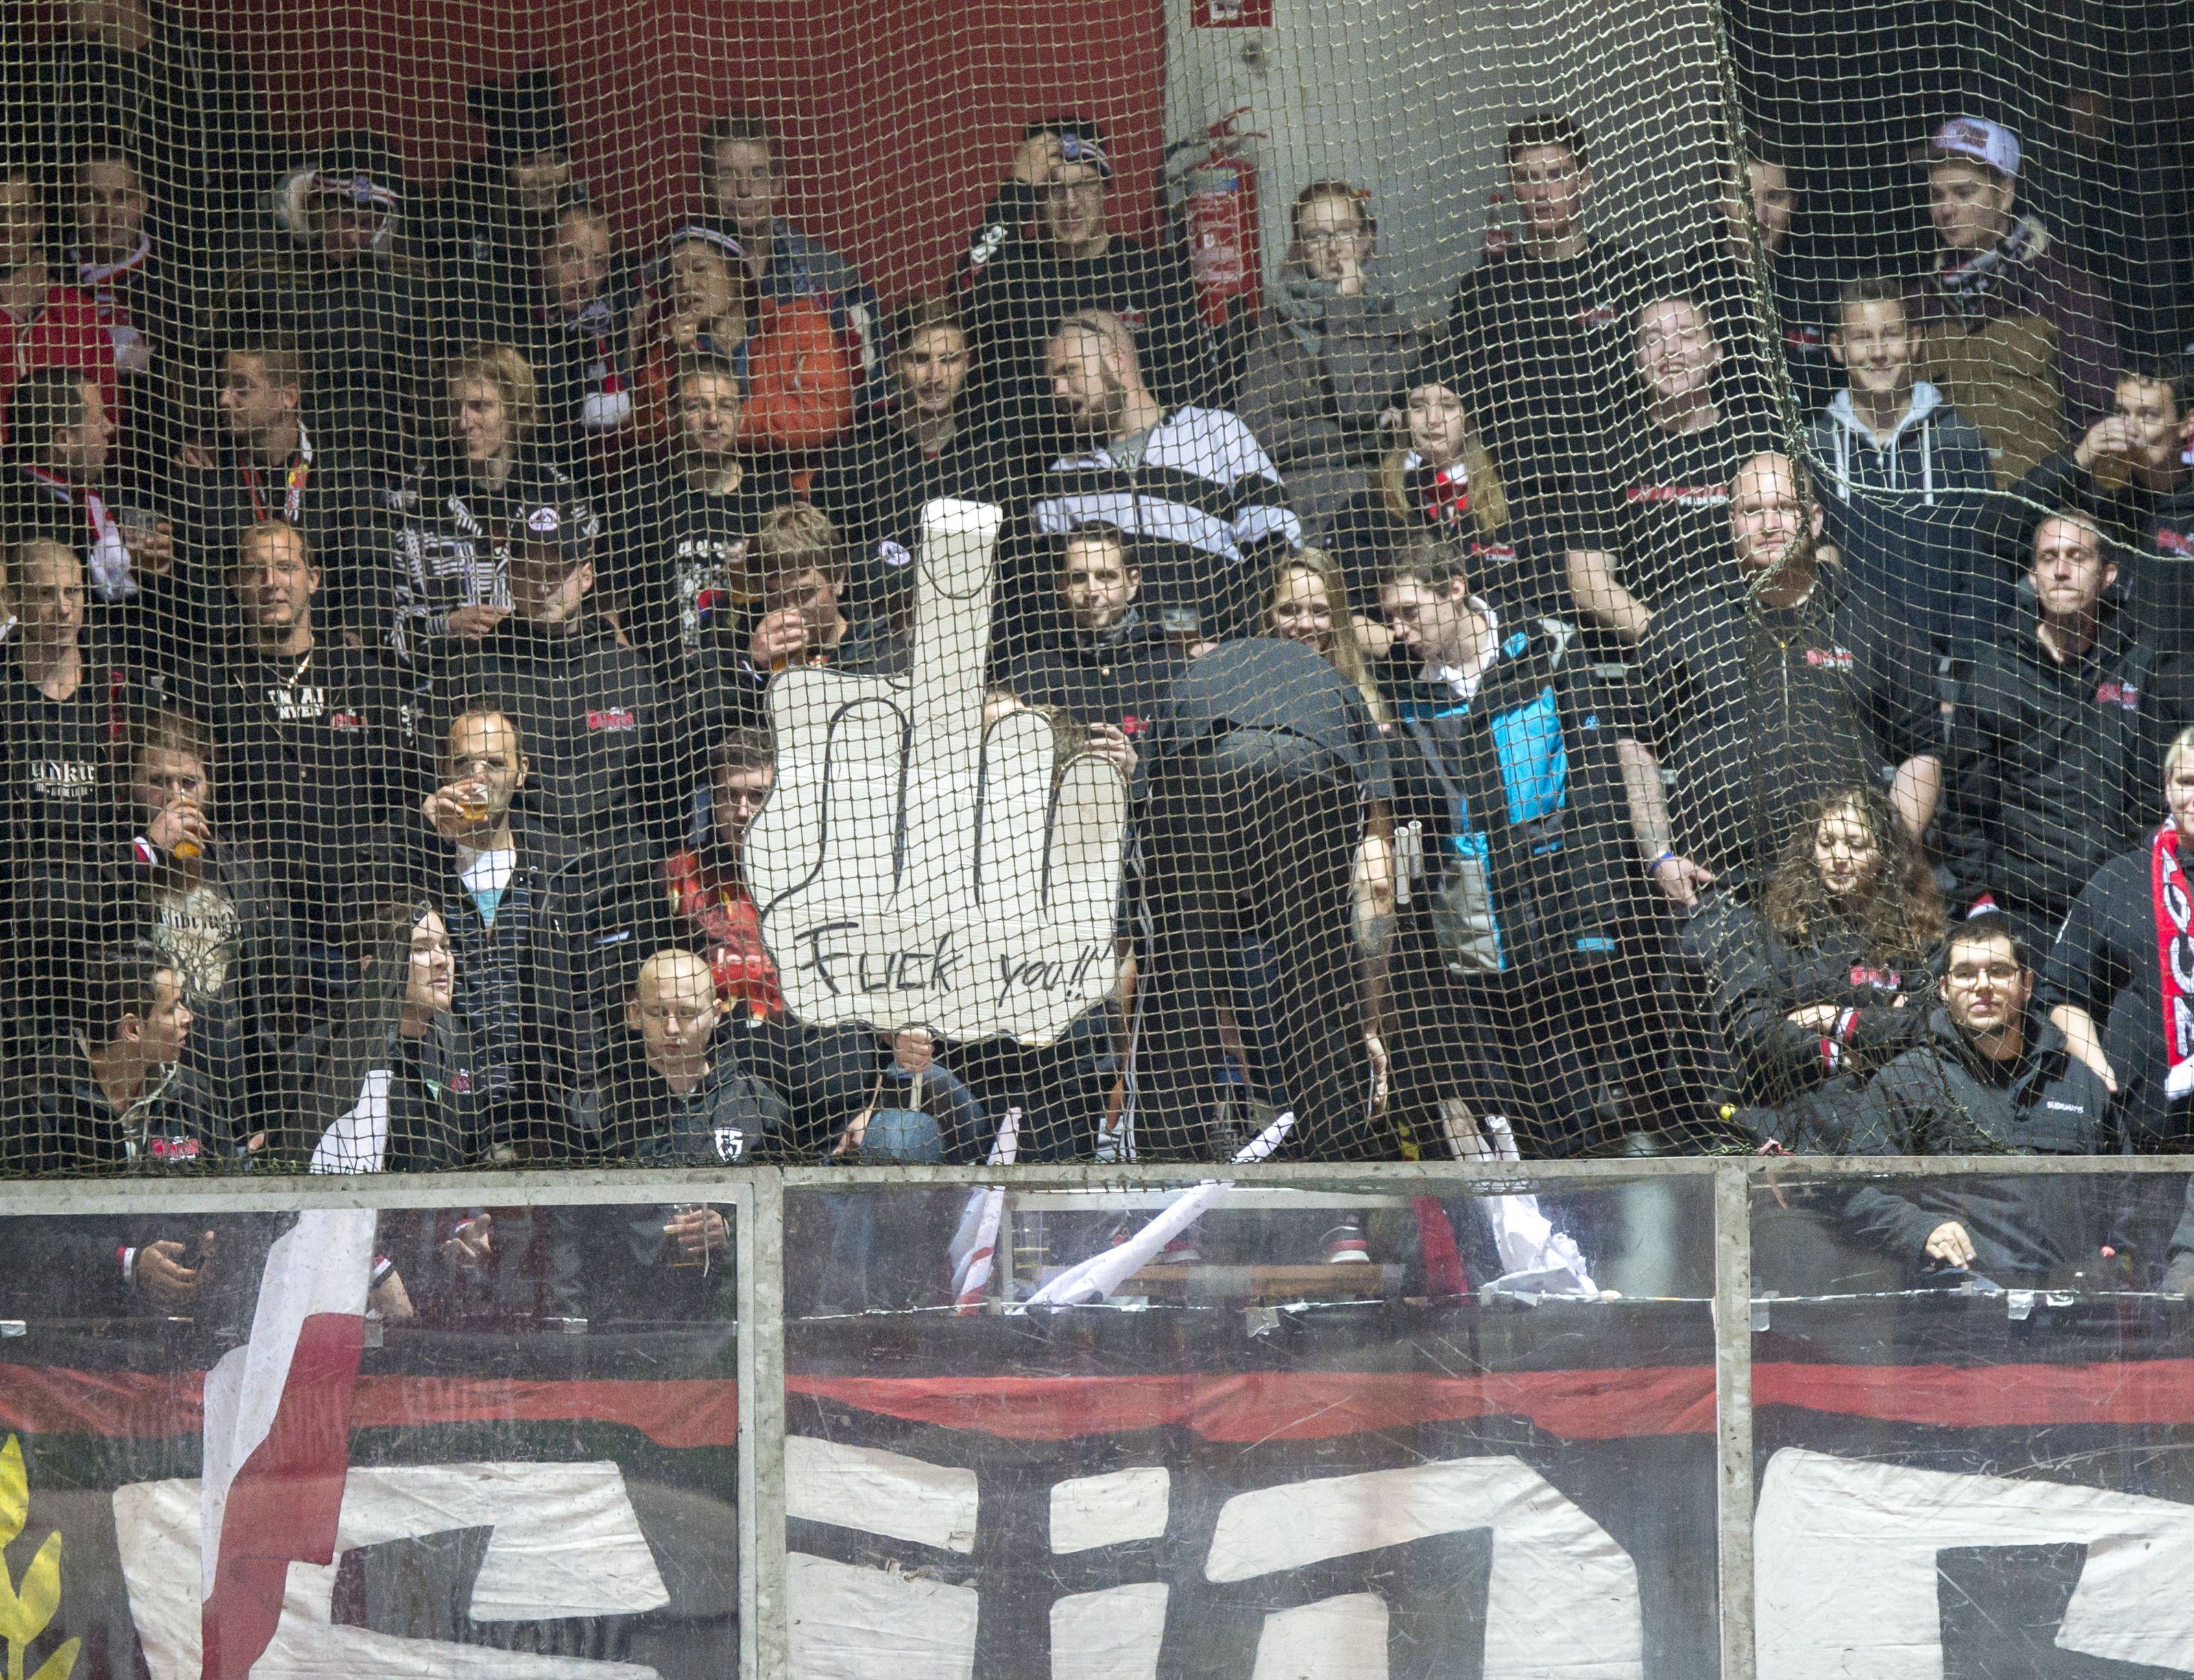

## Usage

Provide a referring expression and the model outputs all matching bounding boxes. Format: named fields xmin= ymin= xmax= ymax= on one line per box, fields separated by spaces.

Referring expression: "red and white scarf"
xmin=2151 ymin=822 xmax=2194 ymax=1101
xmin=73 ymin=236 xmax=152 ymax=372
xmin=22 ymin=465 xmax=132 ymax=600
xmin=241 ymin=424 xmax=314 ymax=524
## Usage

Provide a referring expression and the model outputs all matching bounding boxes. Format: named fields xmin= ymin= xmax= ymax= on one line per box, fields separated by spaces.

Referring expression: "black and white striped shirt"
xmin=1031 ymin=405 xmax=1301 ymax=566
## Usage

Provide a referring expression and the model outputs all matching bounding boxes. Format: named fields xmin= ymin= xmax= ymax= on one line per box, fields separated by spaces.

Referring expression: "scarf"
xmin=2151 ymin=822 xmax=2194 ymax=1100
xmin=1403 ymin=450 xmax=1471 ymax=526
xmin=1936 ymin=212 xmax=2049 ymax=319
xmin=1273 ymin=272 xmax=1342 ymax=356
xmin=23 ymin=465 xmax=131 ymax=600
xmin=241 ymin=422 xmax=314 ymax=524
xmin=73 ymin=234 xmax=151 ymax=319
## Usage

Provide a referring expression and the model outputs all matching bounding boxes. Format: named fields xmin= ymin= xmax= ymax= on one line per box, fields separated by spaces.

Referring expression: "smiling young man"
xmin=1944 ymin=510 xmax=2163 ymax=956
xmin=1841 ymin=912 xmax=2117 ymax=1286
xmin=1000 ymin=522 xmax=1184 ymax=770
xmin=1805 ymin=275 xmax=1993 ymax=661
xmin=1564 ymin=290 xmax=1780 ymax=650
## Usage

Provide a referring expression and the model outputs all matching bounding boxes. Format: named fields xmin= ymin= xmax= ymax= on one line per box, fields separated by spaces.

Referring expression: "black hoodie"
xmin=439 ymin=616 xmax=684 ymax=848
xmin=0 ymin=1038 xmax=243 ymax=1320
xmin=1944 ymin=606 xmax=2164 ymax=922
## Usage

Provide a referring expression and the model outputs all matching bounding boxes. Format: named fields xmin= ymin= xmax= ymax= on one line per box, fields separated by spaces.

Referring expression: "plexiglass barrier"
xmin=8 ymin=1160 xmax=2194 ymax=1679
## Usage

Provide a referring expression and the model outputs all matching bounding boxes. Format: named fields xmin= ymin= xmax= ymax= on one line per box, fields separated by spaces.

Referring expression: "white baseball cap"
xmin=1921 ymin=116 xmax=2021 ymax=180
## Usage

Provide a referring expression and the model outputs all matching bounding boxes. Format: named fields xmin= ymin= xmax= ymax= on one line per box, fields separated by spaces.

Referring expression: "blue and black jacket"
xmin=1388 ymin=611 xmax=1637 ymax=973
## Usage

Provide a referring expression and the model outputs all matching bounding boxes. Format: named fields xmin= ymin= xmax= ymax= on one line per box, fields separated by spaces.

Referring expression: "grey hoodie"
xmin=1805 ymin=382 xmax=1994 ymax=655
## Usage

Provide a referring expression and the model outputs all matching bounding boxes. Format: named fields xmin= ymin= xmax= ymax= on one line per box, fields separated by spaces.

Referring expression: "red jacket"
xmin=663 ymin=848 xmax=785 ymax=1021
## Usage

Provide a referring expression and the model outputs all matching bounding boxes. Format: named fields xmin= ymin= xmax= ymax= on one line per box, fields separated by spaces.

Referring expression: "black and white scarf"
xmin=1936 ymin=213 xmax=2049 ymax=320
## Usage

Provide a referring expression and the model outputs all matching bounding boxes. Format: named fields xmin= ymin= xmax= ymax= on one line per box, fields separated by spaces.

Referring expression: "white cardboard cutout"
xmin=748 ymin=498 xmax=1127 ymax=1046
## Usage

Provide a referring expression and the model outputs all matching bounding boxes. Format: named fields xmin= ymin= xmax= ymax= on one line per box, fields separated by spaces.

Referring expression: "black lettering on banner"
xmin=996 ymin=946 xmax=1104 ymax=1003
xmin=794 ymin=921 xmax=962 ymax=997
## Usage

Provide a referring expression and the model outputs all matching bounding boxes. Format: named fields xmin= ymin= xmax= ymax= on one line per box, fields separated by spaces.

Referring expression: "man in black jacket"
xmin=612 ymin=353 xmax=796 ymax=675
xmin=1000 ymin=522 xmax=1185 ymax=769
xmin=210 ymin=520 xmax=406 ymax=993
xmin=437 ymin=493 xmax=682 ymax=850
xmin=1983 ymin=363 xmax=2194 ymax=659
xmin=548 ymin=947 xmax=784 ymax=1323
xmin=189 ymin=337 xmax=384 ymax=642
xmin=1844 ymin=913 xmax=2119 ymax=1285
xmin=408 ymin=705 xmax=579 ymax=1158
xmin=0 ymin=948 xmax=241 ymax=1321
xmin=1621 ymin=452 xmax=1940 ymax=908
xmin=1131 ymin=637 xmax=1393 ymax=1160
xmin=961 ymin=118 xmax=1213 ymax=430
xmin=1945 ymin=510 xmax=2169 ymax=953
xmin=1439 ymin=113 xmax=1666 ymax=495
xmin=810 ymin=300 xmax=1027 ymax=637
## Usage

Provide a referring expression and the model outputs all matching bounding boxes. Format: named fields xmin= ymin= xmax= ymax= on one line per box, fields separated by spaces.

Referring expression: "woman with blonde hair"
xmin=1234 ymin=182 xmax=1420 ymax=537
xmin=1263 ymin=546 xmax=1389 ymax=725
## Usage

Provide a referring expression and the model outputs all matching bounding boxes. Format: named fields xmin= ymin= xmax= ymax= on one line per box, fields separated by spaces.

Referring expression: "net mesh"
xmin=0 ymin=0 xmax=2184 ymax=1177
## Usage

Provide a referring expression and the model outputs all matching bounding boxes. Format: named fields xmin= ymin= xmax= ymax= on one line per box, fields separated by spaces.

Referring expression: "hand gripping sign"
xmin=748 ymin=499 xmax=1128 ymax=1046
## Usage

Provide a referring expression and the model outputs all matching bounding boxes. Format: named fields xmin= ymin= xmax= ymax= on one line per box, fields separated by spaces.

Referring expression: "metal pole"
xmin=746 ymin=1172 xmax=788 ymax=1680
xmin=1714 ymin=1160 xmax=1757 ymax=1680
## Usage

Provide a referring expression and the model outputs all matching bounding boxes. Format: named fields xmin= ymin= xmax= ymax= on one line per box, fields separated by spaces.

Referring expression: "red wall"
xmin=132 ymin=0 xmax=1168 ymax=304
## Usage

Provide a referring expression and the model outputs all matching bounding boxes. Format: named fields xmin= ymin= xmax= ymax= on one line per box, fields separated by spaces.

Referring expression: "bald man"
xmin=595 ymin=947 xmax=788 ymax=1167
xmin=1621 ymin=450 xmax=1940 ymax=905
xmin=545 ymin=947 xmax=787 ymax=1321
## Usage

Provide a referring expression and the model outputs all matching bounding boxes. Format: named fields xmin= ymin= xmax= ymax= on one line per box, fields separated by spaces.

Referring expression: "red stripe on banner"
xmin=348 ymin=1376 xmax=742 ymax=1448
xmin=19 ymin=1359 xmax=2194 ymax=1447
xmin=788 ymin=1367 xmax=1722 ymax=1441
xmin=0 ymin=1369 xmax=740 ymax=1448
xmin=1754 ymin=1359 xmax=2194 ymax=1427
xmin=202 ymin=1312 xmax=363 ymax=1680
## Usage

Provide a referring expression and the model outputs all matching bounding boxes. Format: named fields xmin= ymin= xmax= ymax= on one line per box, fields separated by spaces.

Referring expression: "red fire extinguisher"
xmin=1178 ymin=108 xmax=1265 ymax=330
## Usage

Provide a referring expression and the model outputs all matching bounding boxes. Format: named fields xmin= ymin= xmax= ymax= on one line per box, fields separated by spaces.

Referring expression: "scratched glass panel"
xmin=782 ymin=1171 xmax=1717 ymax=1679
xmin=1751 ymin=1165 xmax=2194 ymax=1679
xmin=0 ymin=1193 xmax=741 ymax=1680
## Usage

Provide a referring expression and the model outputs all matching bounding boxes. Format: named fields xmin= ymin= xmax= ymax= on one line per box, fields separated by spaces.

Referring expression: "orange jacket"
xmin=636 ymin=294 xmax=854 ymax=456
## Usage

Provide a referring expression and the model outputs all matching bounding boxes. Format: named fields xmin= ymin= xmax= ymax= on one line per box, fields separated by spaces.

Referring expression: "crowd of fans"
xmin=5 ymin=6 xmax=2194 ymax=1312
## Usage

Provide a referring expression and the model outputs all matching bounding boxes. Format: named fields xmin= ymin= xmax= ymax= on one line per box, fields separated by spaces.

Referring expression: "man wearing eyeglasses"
xmin=960 ymin=116 xmax=1214 ymax=430
xmin=1839 ymin=911 xmax=2121 ymax=1286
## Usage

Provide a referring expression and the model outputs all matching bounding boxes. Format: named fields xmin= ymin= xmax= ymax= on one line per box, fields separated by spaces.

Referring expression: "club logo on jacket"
xmin=30 ymin=759 xmax=99 ymax=799
xmin=588 ymin=708 xmax=638 ymax=731
xmin=2156 ymin=526 xmax=2193 ymax=558
xmin=2095 ymin=681 xmax=2140 ymax=711
xmin=1849 ymin=964 xmax=1903 ymax=991
xmin=1574 ymin=303 xmax=1622 ymax=328
xmin=1627 ymin=484 xmax=1728 ymax=507
xmin=1804 ymin=646 xmax=1855 ymax=671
